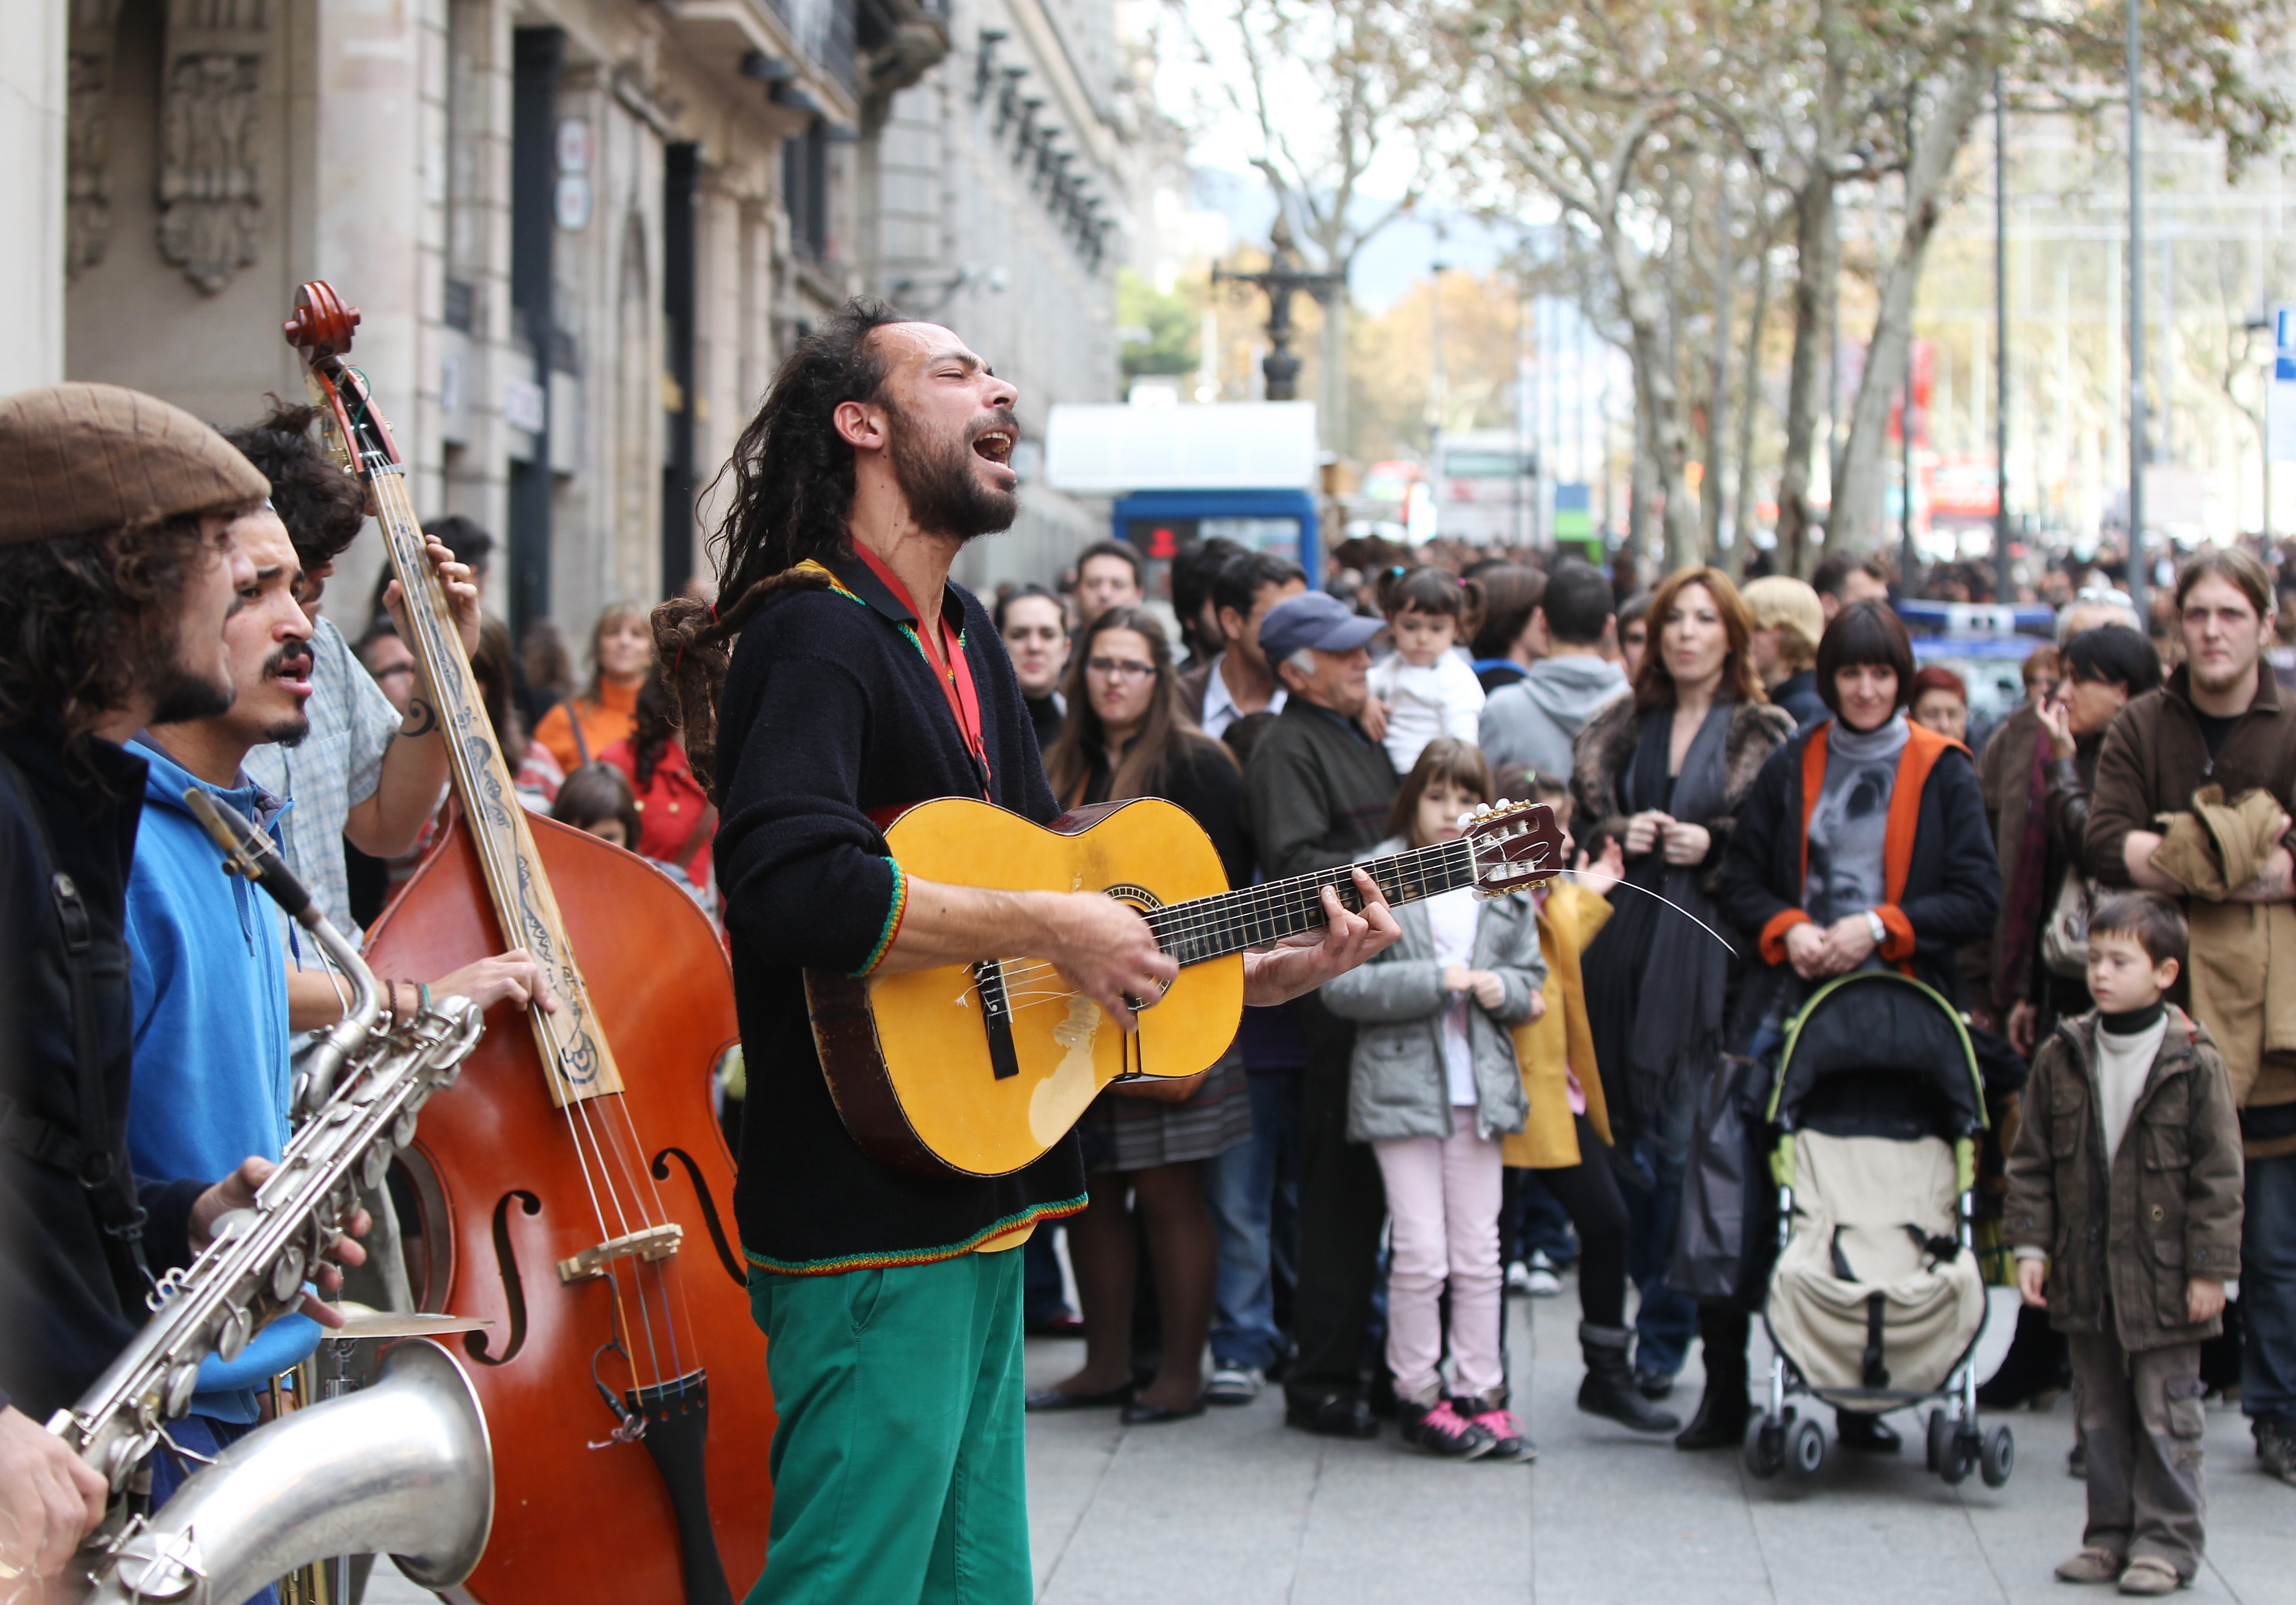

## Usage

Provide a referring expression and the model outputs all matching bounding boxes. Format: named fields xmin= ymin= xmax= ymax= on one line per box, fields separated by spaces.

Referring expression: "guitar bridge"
xmin=973 ymin=960 xmax=1022 ymax=1081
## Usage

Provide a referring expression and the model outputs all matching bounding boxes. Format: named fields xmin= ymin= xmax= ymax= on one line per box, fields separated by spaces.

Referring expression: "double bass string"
xmin=367 ymin=455 xmax=684 ymax=1393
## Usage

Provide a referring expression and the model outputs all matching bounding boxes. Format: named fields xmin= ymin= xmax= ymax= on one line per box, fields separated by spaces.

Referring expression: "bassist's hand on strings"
xmin=189 ymin=1156 xmax=370 ymax=1328
xmin=379 ymin=534 xmax=482 ymax=658
xmin=1240 ymin=868 xmax=1400 ymax=1007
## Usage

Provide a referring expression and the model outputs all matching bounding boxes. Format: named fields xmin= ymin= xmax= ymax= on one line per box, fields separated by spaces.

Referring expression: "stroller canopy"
xmin=1767 ymin=972 xmax=1987 ymax=1143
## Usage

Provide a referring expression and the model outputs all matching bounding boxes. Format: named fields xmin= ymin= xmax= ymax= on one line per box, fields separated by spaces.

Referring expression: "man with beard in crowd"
xmin=0 ymin=385 xmax=365 ymax=1589
xmin=651 ymin=302 xmax=1398 ymax=1603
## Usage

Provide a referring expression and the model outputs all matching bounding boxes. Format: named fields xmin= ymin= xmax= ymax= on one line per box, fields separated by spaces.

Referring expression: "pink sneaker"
xmin=1467 ymin=1403 xmax=1535 ymax=1462
xmin=1399 ymin=1398 xmax=1495 ymax=1459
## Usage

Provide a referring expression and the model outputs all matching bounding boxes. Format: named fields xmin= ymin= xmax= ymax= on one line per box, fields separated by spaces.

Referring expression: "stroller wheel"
xmin=1744 ymin=1415 xmax=1786 ymax=1480
xmin=1980 ymin=1424 xmax=2014 ymax=1487
xmin=1925 ymin=1408 xmax=1953 ymax=1474
xmin=1786 ymin=1416 xmax=1826 ymax=1480
xmin=1939 ymin=1426 xmax=1978 ymax=1485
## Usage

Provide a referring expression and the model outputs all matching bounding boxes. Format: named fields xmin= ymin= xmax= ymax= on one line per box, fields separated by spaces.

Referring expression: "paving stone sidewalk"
xmin=367 ymin=1275 xmax=2291 ymax=1603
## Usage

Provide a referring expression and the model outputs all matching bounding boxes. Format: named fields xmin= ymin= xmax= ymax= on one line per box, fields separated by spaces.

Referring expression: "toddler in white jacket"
xmin=1369 ymin=565 xmax=1485 ymax=775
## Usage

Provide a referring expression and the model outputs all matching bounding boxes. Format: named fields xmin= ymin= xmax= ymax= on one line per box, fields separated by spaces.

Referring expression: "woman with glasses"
xmin=1027 ymin=605 xmax=1254 ymax=1422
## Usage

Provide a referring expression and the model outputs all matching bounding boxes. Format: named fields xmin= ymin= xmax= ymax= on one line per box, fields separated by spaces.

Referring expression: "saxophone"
xmin=45 ymin=792 xmax=494 ymax=1603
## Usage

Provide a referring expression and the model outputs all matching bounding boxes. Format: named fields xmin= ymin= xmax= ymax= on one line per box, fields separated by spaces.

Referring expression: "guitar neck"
xmin=363 ymin=465 xmax=623 ymax=1103
xmin=1145 ymin=838 xmax=1479 ymax=968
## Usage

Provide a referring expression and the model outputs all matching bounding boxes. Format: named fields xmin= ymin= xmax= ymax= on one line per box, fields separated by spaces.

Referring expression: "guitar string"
xmin=978 ymin=837 xmax=1492 ymax=996
xmin=368 ymin=454 xmax=682 ymax=1392
xmin=977 ymin=841 xmax=1483 ymax=996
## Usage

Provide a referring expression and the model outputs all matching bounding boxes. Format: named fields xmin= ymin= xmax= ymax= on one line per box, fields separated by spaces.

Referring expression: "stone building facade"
xmin=8 ymin=0 xmax=1125 ymax=642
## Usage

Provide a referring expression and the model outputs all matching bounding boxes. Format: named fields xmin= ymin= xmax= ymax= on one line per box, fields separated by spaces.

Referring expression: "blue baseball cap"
xmin=1258 ymin=591 xmax=1383 ymax=664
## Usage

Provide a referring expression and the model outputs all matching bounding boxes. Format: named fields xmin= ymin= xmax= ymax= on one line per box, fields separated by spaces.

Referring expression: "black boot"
xmin=1675 ymin=1303 xmax=1751 ymax=1450
xmin=1577 ymin=1323 xmax=1682 ymax=1434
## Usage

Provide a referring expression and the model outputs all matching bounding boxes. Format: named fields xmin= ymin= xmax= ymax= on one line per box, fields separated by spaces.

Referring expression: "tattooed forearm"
xmin=401 ymin=696 xmax=439 ymax=738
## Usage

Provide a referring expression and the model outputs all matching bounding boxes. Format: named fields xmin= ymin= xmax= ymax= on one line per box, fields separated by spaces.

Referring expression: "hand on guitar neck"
xmin=878 ymin=866 xmax=1400 ymax=1032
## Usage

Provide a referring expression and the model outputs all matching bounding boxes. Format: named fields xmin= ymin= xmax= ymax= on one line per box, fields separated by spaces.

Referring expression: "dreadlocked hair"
xmin=651 ymin=297 xmax=908 ymax=799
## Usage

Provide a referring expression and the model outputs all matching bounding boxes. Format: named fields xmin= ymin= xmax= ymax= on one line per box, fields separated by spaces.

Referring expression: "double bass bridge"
xmin=557 ymin=1223 xmax=683 ymax=1284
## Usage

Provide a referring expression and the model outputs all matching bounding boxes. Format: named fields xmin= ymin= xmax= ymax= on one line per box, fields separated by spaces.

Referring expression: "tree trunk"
xmin=1703 ymin=179 xmax=1735 ymax=555
xmin=1727 ymin=236 xmax=1774 ymax=577
xmin=1774 ymin=181 xmax=1838 ymax=579
xmin=1773 ymin=0 xmax=1847 ymax=579
xmin=1829 ymin=45 xmax=1996 ymax=553
xmin=1318 ymin=292 xmax=1351 ymax=459
xmin=1610 ymin=224 xmax=1704 ymax=573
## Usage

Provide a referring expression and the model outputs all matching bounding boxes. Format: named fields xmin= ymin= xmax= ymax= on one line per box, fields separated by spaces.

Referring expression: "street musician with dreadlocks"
xmin=652 ymin=302 xmax=1398 ymax=1604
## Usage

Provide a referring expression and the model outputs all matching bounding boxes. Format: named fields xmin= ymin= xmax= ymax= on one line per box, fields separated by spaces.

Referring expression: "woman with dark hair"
xmin=1029 ymin=605 xmax=1254 ymax=1422
xmin=598 ymin=667 xmax=715 ymax=904
xmin=1573 ymin=566 xmax=1794 ymax=1403
xmin=2005 ymin=625 xmax=2163 ymax=1053
xmin=1467 ymin=564 xmax=1547 ymax=692
xmin=994 ymin=582 xmax=1069 ymax=753
xmin=1696 ymin=600 xmax=2000 ymax=1451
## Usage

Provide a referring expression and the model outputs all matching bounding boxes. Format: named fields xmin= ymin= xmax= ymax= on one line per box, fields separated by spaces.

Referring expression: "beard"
xmin=887 ymin=405 xmax=1020 ymax=541
xmin=141 ymin=614 xmax=236 ymax=725
xmin=2189 ymin=652 xmax=2256 ymax=699
xmin=254 ymin=642 xmax=313 ymax=748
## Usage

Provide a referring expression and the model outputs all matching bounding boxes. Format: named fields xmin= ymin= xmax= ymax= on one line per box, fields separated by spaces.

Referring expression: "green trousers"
xmin=744 ymin=1248 xmax=1031 ymax=1605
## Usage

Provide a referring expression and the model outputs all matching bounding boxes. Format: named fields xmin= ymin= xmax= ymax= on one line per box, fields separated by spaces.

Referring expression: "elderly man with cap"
xmin=1241 ymin=590 xmax=1402 ymax=1437
xmin=0 ymin=384 xmax=367 ymax=1587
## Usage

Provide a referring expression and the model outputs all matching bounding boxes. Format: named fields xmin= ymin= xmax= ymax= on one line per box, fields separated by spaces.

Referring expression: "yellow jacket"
xmin=1503 ymin=880 xmax=1614 ymax=1169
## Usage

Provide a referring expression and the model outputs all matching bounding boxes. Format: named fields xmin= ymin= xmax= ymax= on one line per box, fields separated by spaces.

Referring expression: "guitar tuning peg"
xmin=1456 ymin=812 xmax=1474 ymax=831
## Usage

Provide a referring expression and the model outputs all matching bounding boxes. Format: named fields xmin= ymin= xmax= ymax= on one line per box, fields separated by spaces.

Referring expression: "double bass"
xmin=285 ymin=282 xmax=772 ymax=1604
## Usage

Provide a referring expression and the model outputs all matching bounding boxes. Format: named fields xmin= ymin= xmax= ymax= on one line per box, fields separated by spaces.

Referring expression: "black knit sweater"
xmin=712 ymin=550 xmax=1084 ymax=1273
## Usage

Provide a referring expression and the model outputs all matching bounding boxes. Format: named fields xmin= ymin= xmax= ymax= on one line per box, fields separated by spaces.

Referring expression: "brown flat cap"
xmin=0 ymin=382 xmax=270 ymax=547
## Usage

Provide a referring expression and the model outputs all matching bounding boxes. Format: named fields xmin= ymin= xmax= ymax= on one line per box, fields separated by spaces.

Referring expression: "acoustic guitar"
xmin=808 ymin=795 xmax=1565 ymax=1178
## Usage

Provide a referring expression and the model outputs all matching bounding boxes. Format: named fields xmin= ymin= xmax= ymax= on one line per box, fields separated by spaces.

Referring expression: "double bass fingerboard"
xmin=320 ymin=371 xmax=622 ymax=1106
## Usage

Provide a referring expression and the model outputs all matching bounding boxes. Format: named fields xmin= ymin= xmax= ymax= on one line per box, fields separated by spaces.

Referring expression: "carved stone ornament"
xmin=157 ymin=0 xmax=268 ymax=294
xmin=66 ymin=0 xmax=123 ymax=277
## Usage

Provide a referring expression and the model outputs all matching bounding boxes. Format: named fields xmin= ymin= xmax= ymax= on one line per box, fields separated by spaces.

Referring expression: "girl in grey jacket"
xmin=1320 ymin=739 xmax=1546 ymax=1460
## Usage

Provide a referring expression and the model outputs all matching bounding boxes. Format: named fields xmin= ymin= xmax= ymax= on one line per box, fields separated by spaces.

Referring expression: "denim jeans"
xmin=1207 ymin=1067 xmax=1302 ymax=1371
xmin=1023 ymin=1224 xmax=1072 ymax=1327
xmin=1621 ymin=1133 xmax=1697 ymax=1378
xmin=1504 ymin=1168 xmax=1580 ymax=1267
xmin=2242 ymin=1148 xmax=2296 ymax=1426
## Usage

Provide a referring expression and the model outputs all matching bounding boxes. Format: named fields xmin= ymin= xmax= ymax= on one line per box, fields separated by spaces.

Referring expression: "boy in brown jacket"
xmin=2007 ymin=892 xmax=2244 ymax=1595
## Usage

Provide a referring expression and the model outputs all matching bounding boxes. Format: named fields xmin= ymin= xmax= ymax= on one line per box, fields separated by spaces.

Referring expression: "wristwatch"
xmin=1864 ymin=909 xmax=1887 ymax=949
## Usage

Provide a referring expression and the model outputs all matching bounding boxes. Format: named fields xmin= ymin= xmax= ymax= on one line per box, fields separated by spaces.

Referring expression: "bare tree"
xmin=1173 ymin=0 xmax=1438 ymax=454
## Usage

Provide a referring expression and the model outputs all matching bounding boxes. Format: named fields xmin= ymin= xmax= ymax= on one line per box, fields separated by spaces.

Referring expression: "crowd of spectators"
xmin=953 ymin=525 xmax=2296 ymax=1515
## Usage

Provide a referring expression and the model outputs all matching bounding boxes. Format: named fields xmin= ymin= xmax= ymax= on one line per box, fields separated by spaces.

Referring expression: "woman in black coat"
xmin=1572 ymin=566 xmax=1794 ymax=1402
xmin=1687 ymin=601 xmax=2000 ymax=1451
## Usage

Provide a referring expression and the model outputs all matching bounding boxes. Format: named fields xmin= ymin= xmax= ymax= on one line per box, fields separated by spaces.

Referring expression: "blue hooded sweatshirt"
xmin=124 ymin=738 xmax=318 ymax=1421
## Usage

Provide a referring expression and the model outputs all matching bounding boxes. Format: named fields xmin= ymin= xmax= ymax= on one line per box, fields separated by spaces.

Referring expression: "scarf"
xmin=1620 ymin=701 xmax=1735 ymax=1127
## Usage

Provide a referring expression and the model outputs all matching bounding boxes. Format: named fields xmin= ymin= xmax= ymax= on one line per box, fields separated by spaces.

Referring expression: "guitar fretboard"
xmin=1145 ymin=838 xmax=1480 ymax=967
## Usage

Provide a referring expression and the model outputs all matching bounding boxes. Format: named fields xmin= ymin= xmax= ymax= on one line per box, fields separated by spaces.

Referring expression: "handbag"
xmin=2039 ymin=864 xmax=2095 ymax=980
xmin=1669 ymin=1049 xmax=1779 ymax=1308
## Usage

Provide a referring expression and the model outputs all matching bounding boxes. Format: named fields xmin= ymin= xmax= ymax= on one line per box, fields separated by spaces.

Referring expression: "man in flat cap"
xmin=0 ymin=384 xmax=367 ymax=1586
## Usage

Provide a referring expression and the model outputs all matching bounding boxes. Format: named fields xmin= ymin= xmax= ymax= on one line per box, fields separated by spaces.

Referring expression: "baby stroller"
xmin=1742 ymin=971 xmax=2011 ymax=1487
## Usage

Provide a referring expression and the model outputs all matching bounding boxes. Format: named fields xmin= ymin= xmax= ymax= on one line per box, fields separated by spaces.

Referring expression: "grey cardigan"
xmin=1319 ymin=836 xmax=1545 ymax=1143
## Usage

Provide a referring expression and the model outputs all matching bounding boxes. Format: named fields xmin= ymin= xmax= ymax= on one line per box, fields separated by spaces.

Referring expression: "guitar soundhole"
xmin=465 ymin=1189 xmax=540 ymax=1366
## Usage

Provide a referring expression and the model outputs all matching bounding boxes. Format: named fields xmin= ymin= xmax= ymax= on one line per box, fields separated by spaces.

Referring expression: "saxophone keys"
xmin=270 ymin=1244 xmax=307 ymax=1304
xmin=216 ymin=1304 xmax=252 ymax=1363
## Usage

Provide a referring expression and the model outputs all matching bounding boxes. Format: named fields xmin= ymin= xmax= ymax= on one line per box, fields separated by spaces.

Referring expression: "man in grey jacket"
xmin=1479 ymin=560 xmax=1626 ymax=782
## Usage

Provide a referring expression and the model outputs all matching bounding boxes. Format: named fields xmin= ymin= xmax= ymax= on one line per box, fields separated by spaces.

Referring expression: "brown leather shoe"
xmin=2053 ymin=1548 xmax=2124 ymax=1584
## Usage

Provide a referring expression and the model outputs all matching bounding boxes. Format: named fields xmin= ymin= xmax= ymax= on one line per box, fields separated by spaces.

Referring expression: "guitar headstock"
xmin=1462 ymin=799 xmax=1565 ymax=895
xmin=282 ymin=280 xmax=399 ymax=481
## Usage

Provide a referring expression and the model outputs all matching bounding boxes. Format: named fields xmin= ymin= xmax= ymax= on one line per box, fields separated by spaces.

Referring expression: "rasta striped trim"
xmin=794 ymin=557 xmax=866 ymax=606
xmin=742 ymin=1193 xmax=1089 ymax=1277
xmin=848 ymin=857 xmax=907 ymax=978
